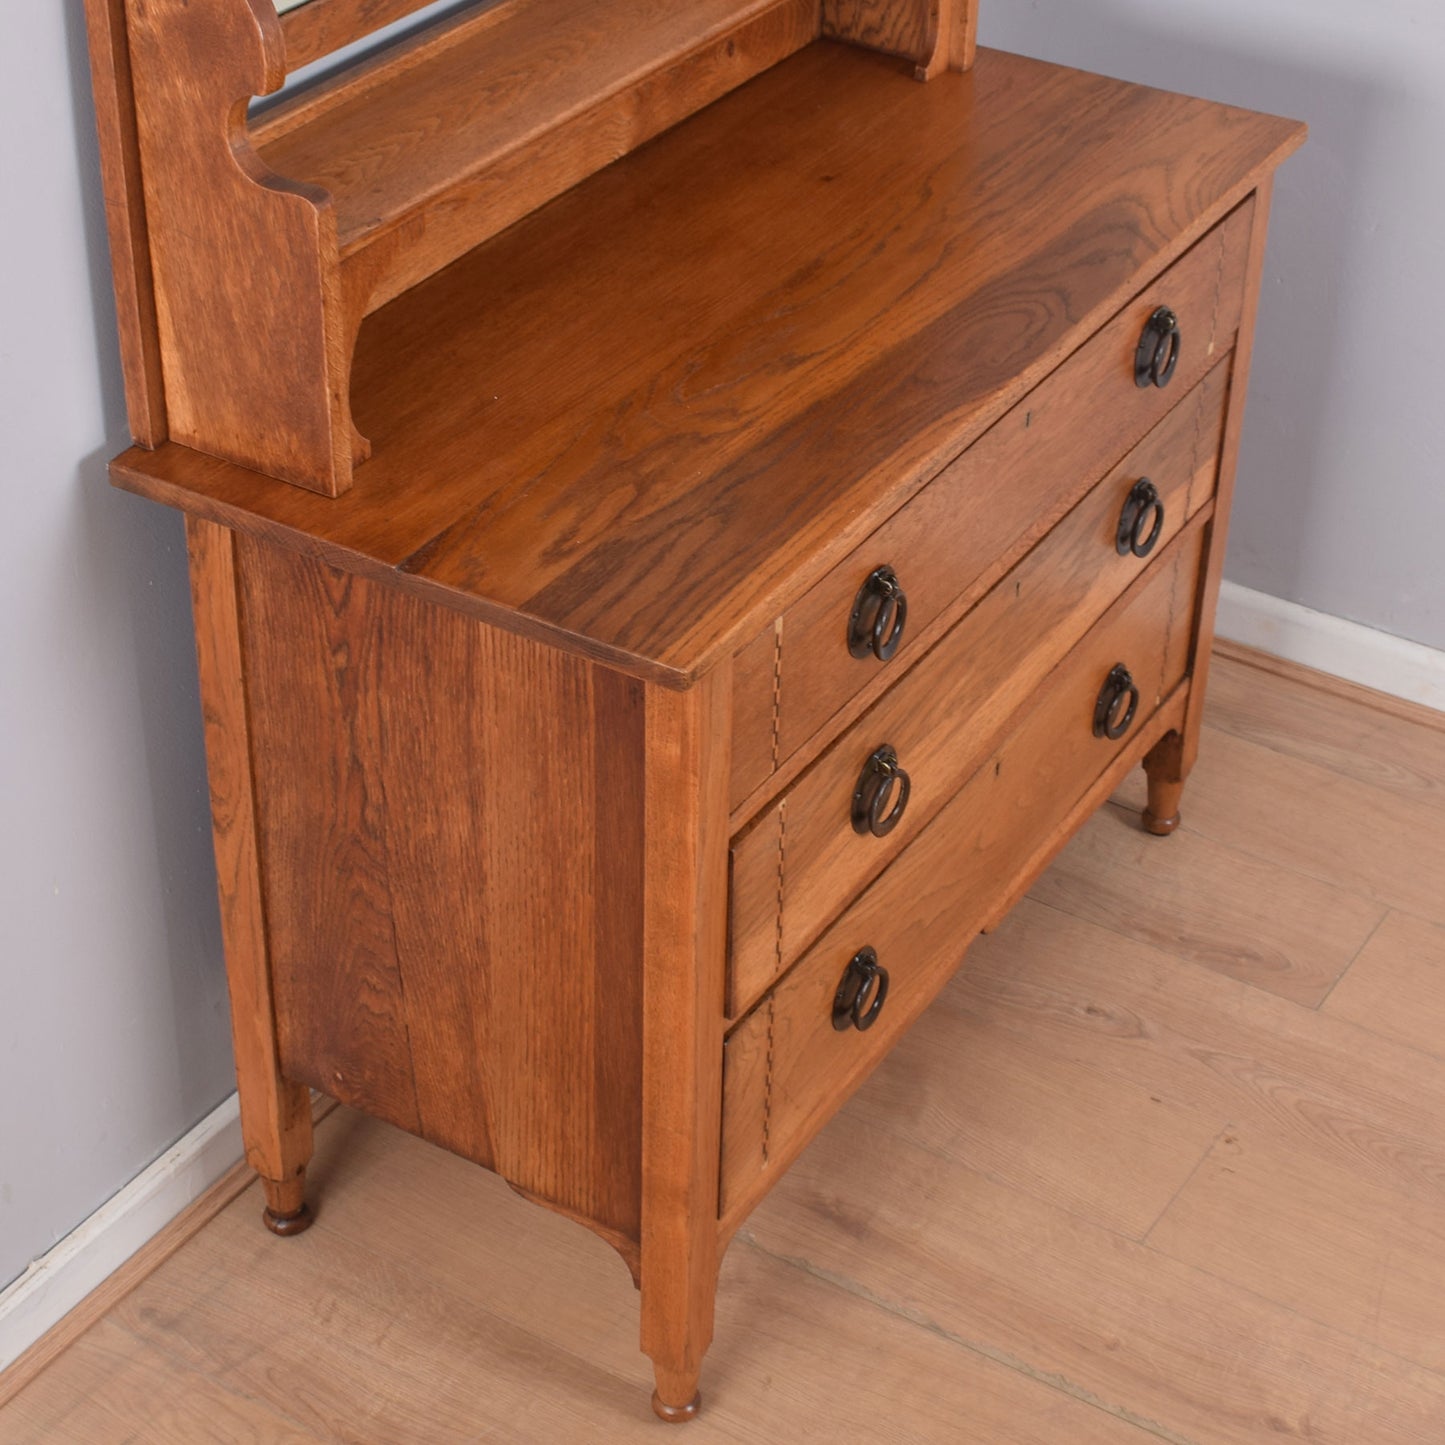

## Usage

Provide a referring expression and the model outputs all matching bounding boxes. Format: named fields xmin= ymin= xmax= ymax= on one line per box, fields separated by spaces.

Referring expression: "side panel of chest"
xmin=232 ymin=536 xmax=648 ymax=1252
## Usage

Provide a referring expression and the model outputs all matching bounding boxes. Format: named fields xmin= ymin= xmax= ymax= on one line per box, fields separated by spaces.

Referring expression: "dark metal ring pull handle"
xmin=831 ymin=947 xmax=891 ymax=1033
xmin=1093 ymin=663 xmax=1140 ymax=741
xmin=1135 ymin=306 xmax=1181 ymax=389
xmin=848 ymin=565 xmax=909 ymax=662
xmin=851 ymin=745 xmax=912 ymax=838
xmin=1116 ymin=478 xmax=1165 ymax=559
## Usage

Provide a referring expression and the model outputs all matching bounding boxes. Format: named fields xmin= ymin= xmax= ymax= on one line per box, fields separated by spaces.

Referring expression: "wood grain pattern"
xmin=1148 ymin=1129 xmax=1445 ymax=1374
xmin=727 ymin=620 xmax=781 ymax=814
xmin=721 ymin=530 xmax=1203 ymax=1222
xmin=185 ymin=519 xmax=314 ymax=1214
xmin=757 ymin=1106 xmax=1445 ymax=1445
xmin=846 ymin=977 xmax=1223 ymax=1239
xmin=741 ymin=201 xmax=1249 ymax=788
xmin=728 ymin=367 xmax=1229 ymax=1015
xmin=233 ymin=536 xmax=648 ymax=1253
xmin=124 ymin=0 xmax=357 ymax=495
xmin=237 ymin=538 xmax=421 ymax=1134
xmin=822 ymin=0 xmax=928 ymax=62
xmin=1030 ymin=799 xmax=1385 ymax=1006
xmin=97 ymin=0 xmax=821 ymax=492
xmin=80 ymin=0 xmax=167 ymax=445
xmin=112 ymin=44 xmax=1304 ymax=686
xmin=967 ymin=900 xmax=1445 ymax=1209
xmin=1212 ymin=636 xmax=1445 ymax=740
xmin=1323 ymin=911 xmax=1445 ymax=1057
xmin=1207 ymin=641 xmax=1445 ymax=793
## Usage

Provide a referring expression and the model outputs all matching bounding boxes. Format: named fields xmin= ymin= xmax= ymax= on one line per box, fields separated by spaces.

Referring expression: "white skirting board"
xmin=1216 ymin=580 xmax=1445 ymax=714
xmin=0 ymin=1092 xmax=242 ymax=1374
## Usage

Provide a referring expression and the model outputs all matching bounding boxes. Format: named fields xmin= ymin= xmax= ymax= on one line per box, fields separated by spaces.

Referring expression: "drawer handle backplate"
xmin=848 ymin=565 xmax=908 ymax=662
xmin=832 ymin=947 xmax=890 ymax=1033
xmin=851 ymin=744 xmax=912 ymax=837
xmin=1135 ymin=306 xmax=1181 ymax=389
xmin=1116 ymin=478 xmax=1164 ymax=558
xmin=1093 ymin=663 xmax=1141 ymax=741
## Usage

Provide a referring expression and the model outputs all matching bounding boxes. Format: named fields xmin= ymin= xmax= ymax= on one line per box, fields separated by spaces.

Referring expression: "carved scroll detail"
xmin=125 ymin=0 xmax=358 ymax=494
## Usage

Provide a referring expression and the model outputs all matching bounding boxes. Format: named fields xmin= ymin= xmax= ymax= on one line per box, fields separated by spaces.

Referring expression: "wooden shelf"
xmin=87 ymin=0 xmax=981 ymax=498
xmin=255 ymin=0 xmax=817 ymax=312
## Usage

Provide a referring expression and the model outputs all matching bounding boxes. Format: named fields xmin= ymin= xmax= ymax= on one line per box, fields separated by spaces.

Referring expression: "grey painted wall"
xmin=980 ymin=0 xmax=1445 ymax=650
xmin=1 ymin=0 xmax=1440 ymax=1293
xmin=0 ymin=5 xmax=235 ymax=1289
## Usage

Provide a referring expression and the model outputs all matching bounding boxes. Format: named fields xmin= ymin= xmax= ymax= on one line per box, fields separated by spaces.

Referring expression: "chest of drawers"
xmin=89 ymin=2 xmax=1303 ymax=1420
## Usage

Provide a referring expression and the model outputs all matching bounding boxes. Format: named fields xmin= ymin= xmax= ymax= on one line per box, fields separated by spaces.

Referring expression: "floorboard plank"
xmin=3 ymin=1317 xmax=323 ymax=1444
xmin=958 ymin=900 xmax=1445 ymax=1207
xmin=1029 ymin=801 xmax=1383 ymax=1005
xmin=848 ymin=976 xmax=1224 ymax=1238
xmin=746 ymin=1114 xmax=1445 ymax=1445
xmin=1112 ymin=727 xmax=1445 ymax=919
xmin=100 ymin=1113 xmax=1159 ymax=1443
xmin=1205 ymin=653 xmax=1445 ymax=801
xmin=1323 ymin=911 xmax=1445 ymax=1056
xmin=1148 ymin=1125 xmax=1445 ymax=1376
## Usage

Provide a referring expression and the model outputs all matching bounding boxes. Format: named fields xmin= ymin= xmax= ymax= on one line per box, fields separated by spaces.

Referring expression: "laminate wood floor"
xmin=5 ymin=645 xmax=1444 ymax=1443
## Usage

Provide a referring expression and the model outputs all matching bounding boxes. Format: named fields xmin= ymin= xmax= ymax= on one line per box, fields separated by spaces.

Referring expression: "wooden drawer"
xmin=727 ymin=360 xmax=1230 ymax=1018
xmin=729 ymin=198 xmax=1253 ymax=813
xmin=719 ymin=518 xmax=1206 ymax=1222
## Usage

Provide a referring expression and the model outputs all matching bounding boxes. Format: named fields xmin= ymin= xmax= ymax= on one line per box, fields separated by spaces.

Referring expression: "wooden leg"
xmin=642 ymin=1236 xmax=715 ymax=1422
xmin=1142 ymin=729 xmax=1186 ymax=836
xmin=187 ymin=516 xmax=316 ymax=1236
xmin=639 ymin=672 xmax=730 ymax=1422
xmin=640 ymin=1108 xmax=719 ymax=1422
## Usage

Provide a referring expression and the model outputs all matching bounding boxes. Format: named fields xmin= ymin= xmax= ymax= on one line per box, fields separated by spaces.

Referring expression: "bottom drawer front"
xmin=719 ymin=519 xmax=1206 ymax=1220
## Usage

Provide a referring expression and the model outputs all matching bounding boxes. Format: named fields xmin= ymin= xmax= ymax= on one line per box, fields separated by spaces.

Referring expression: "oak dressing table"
xmin=82 ymin=0 xmax=1304 ymax=1419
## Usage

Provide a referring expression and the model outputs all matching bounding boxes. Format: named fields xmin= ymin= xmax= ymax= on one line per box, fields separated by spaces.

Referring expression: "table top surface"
xmin=113 ymin=41 xmax=1303 ymax=686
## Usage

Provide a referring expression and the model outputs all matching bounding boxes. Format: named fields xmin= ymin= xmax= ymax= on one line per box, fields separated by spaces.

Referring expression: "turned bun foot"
xmin=1142 ymin=732 xmax=1186 ymax=839
xmin=1142 ymin=807 xmax=1180 ymax=837
xmin=652 ymin=1390 xmax=701 ymax=1423
xmin=263 ymin=1201 xmax=314 ymax=1236
xmin=261 ymin=1174 xmax=312 ymax=1235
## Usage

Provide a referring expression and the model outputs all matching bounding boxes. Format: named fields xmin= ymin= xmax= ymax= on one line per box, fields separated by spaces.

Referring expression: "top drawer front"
xmin=729 ymin=198 xmax=1253 ymax=812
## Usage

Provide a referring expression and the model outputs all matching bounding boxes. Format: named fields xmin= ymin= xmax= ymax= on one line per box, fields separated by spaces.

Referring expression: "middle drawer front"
xmin=727 ymin=360 xmax=1228 ymax=1020
xmin=719 ymin=518 xmax=1205 ymax=1223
